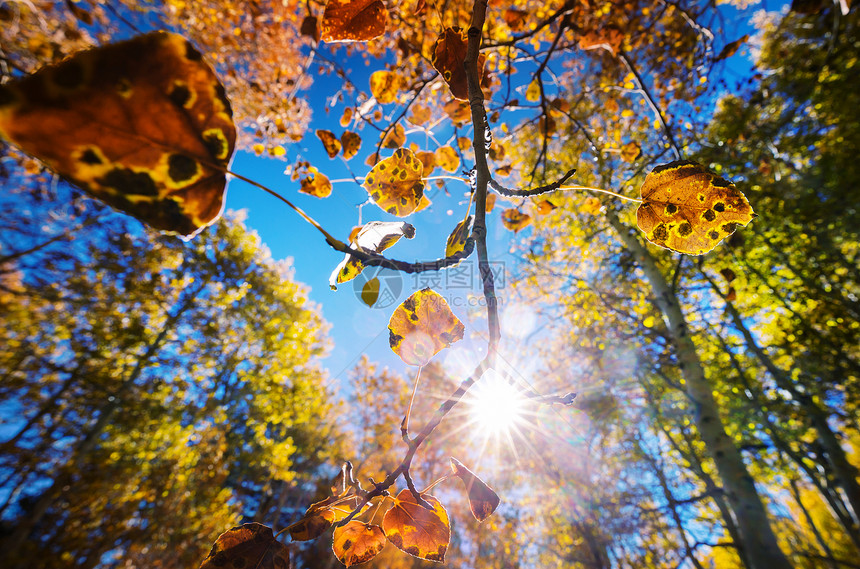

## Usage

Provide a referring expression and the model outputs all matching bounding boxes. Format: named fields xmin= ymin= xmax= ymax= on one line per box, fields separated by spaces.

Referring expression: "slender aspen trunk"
xmin=608 ymin=213 xmax=793 ymax=569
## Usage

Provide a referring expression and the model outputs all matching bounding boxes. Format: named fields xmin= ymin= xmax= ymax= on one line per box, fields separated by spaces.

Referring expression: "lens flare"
xmin=467 ymin=370 xmax=526 ymax=435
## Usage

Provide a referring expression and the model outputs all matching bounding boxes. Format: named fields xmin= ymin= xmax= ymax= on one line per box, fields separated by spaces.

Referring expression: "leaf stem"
xmin=400 ymin=365 xmax=423 ymax=441
xmin=420 ymin=474 xmax=453 ymax=495
xmin=558 ymin=184 xmax=644 ymax=203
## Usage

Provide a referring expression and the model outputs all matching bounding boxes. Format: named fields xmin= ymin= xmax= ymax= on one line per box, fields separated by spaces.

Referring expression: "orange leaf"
xmin=364 ymin=148 xmax=424 ymax=216
xmin=450 ymin=458 xmax=500 ymax=522
xmin=485 ymin=192 xmax=497 ymax=212
xmin=578 ymin=27 xmax=623 ymax=56
xmin=0 ymin=32 xmax=235 ymax=238
xmin=317 ymin=129 xmax=342 ymax=158
xmin=340 ymin=107 xmax=354 ymax=127
xmin=370 ymin=70 xmax=401 ymax=104
xmin=443 ymin=99 xmax=471 ymax=125
xmin=536 ymin=199 xmax=556 ymax=215
xmin=503 ymin=9 xmax=529 ymax=32
xmin=494 ymin=164 xmax=512 ymax=177
xmin=431 ymin=27 xmax=485 ymax=101
xmin=408 ymin=104 xmax=431 ymax=126
xmin=621 ymin=141 xmax=641 ymax=163
xmin=434 ymin=145 xmax=460 ymax=173
xmin=341 ymin=131 xmax=362 ymax=160
xmin=415 ymin=151 xmax=436 ymax=174
xmin=381 ymin=123 xmax=406 ymax=149
xmin=288 ymin=495 xmax=365 ymax=541
xmin=300 ymin=168 xmax=332 ymax=198
xmin=200 ymin=523 xmax=289 ymax=569
xmin=321 ymin=0 xmax=388 ymax=43
xmin=457 ymin=136 xmax=472 ymax=152
xmin=445 ymin=216 xmax=471 ymax=257
xmin=389 ymin=289 xmax=464 ymax=366
xmin=332 ymin=521 xmax=386 ymax=567
xmin=382 ymin=489 xmax=450 ymax=562
xmin=501 ymin=208 xmax=532 ymax=232
xmin=636 ymin=160 xmax=755 ymax=255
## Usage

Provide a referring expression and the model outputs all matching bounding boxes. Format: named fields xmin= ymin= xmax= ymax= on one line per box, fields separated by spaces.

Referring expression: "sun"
xmin=467 ymin=370 xmax=527 ymax=435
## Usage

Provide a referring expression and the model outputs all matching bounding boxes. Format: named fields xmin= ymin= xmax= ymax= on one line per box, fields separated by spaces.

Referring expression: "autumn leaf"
xmin=450 ymin=458 xmax=500 ymax=522
xmin=0 ymin=32 xmax=236 ymax=238
xmin=636 ymin=160 xmax=755 ymax=255
xmin=720 ymin=268 xmax=737 ymax=282
xmin=300 ymin=15 xmax=320 ymax=42
xmin=389 ymin=288 xmax=464 ymax=366
xmin=321 ymin=0 xmax=388 ymax=43
xmin=381 ymin=123 xmax=406 ymax=149
xmin=370 ymin=70 xmax=401 ymax=104
xmin=288 ymin=495 xmax=366 ymax=541
xmin=578 ymin=27 xmax=623 ymax=56
xmin=715 ymin=34 xmax=749 ymax=62
xmin=414 ymin=193 xmax=432 ymax=212
xmin=536 ymin=199 xmax=556 ymax=215
xmin=443 ymin=99 xmax=471 ymax=125
xmin=300 ymin=167 xmax=332 ymax=198
xmin=457 ymin=136 xmax=472 ymax=152
xmin=363 ymin=148 xmax=424 ymax=216
xmin=200 ymin=523 xmax=289 ymax=569
xmin=340 ymin=107 xmax=354 ymax=127
xmin=415 ymin=151 xmax=436 ymax=174
xmin=445 ymin=216 xmax=472 ymax=257
xmin=434 ymin=145 xmax=460 ymax=173
xmin=431 ymin=27 xmax=485 ymax=101
xmin=501 ymin=208 xmax=532 ymax=233
xmin=341 ymin=131 xmax=362 ymax=160
xmin=486 ymin=192 xmax=497 ymax=212
xmin=525 ymin=79 xmax=541 ymax=102
xmin=332 ymin=521 xmax=386 ymax=567
xmin=382 ymin=489 xmax=450 ymax=562
xmin=495 ymin=164 xmax=512 ymax=177
xmin=329 ymin=221 xmax=416 ymax=289
xmin=361 ymin=277 xmax=380 ymax=307
xmin=503 ymin=9 xmax=529 ymax=32
xmin=581 ymin=196 xmax=602 ymax=215
xmin=317 ymin=129 xmax=342 ymax=158
xmin=621 ymin=141 xmax=641 ymax=163
xmin=408 ymin=104 xmax=431 ymax=126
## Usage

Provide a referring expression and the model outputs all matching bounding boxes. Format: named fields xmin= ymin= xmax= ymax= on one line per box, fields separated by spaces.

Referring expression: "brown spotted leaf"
xmin=288 ymin=495 xmax=366 ymax=542
xmin=434 ymin=145 xmax=459 ymax=173
xmin=408 ymin=104 xmax=431 ymax=126
xmin=364 ymin=148 xmax=424 ymax=216
xmin=450 ymin=458 xmax=500 ymax=522
xmin=329 ymin=221 xmax=416 ymax=289
xmin=332 ymin=521 xmax=386 ymax=567
xmin=381 ymin=123 xmax=406 ymax=149
xmin=300 ymin=167 xmax=332 ymax=198
xmin=199 ymin=523 xmax=289 ymax=569
xmin=341 ymin=131 xmax=362 ymax=160
xmin=321 ymin=0 xmax=388 ymax=43
xmin=415 ymin=151 xmax=436 ymax=174
xmin=443 ymin=99 xmax=471 ymax=125
xmin=501 ymin=208 xmax=532 ymax=233
xmin=317 ymin=129 xmax=342 ymax=158
xmin=382 ymin=489 xmax=450 ymax=562
xmin=370 ymin=70 xmax=401 ymax=104
xmin=636 ymin=160 xmax=755 ymax=255
xmin=431 ymin=27 xmax=485 ymax=101
xmin=445 ymin=216 xmax=471 ymax=257
xmin=621 ymin=141 xmax=641 ymax=163
xmin=389 ymin=288 xmax=464 ymax=366
xmin=0 ymin=32 xmax=236 ymax=238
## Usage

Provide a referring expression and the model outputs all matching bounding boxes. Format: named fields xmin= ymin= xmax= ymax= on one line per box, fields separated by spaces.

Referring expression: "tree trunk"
xmin=608 ymin=213 xmax=793 ymax=569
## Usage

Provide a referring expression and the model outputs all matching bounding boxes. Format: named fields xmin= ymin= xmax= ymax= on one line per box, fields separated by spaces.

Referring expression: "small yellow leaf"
xmin=525 ymin=79 xmax=541 ymax=102
xmin=389 ymin=288 xmax=464 ymax=366
xmin=408 ymin=104 xmax=431 ymax=126
xmin=445 ymin=216 xmax=471 ymax=257
xmin=370 ymin=70 xmax=401 ymax=104
xmin=501 ymin=208 xmax=532 ymax=232
xmin=361 ymin=277 xmax=380 ymax=307
xmin=485 ymin=192 xmax=497 ymax=212
xmin=381 ymin=123 xmax=406 ymax=149
xmin=457 ymin=136 xmax=472 ymax=152
xmin=621 ymin=141 xmax=641 ymax=163
xmin=434 ymin=145 xmax=459 ymax=173
xmin=536 ymin=199 xmax=556 ymax=215
xmin=299 ymin=168 xmax=332 ymax=198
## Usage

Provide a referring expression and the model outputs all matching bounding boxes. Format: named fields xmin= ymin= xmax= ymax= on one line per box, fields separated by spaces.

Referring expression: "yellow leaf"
xmin=382 ymin=489 xmax=450 ymax=562
xmin=0 ymin=32 xmax=236 ymax=238
xmin=369 ymin=70 xmax=401 ymax=104
xmin=525 ymin=78 xmax=541 ymax=102
xmin=364 ymin=148 xmax=424 ymax=216
xmin=501 ymin=208 xmax=532 ymax=232
xmin=316 ymin=129 xmax=342 ymax=158
xmin=621 ymin=141 xmax=641 ymax=163
xmin=361 ymin=277 xmax=380 ymax=307
xmin=388 ymin=288 xmax=464 ymax=366
xmin=434 ymin=145 xmax=459 ymax=173
xmin=445 ymin=216 xmax=471 ymax=257
xmin=636 ymin=160 xmax=755 ymax=255
xmin=299 ymin=168 xmax=332 ymax=198
xmin=457 ymin=136 xmax=472 ymax=152
xmin=381 ymin=123 xmax=405 ymax=149
xmin=408 ymin=104 xmax=431 ymax=126
xmin=536 ymin=199 xmax=556 ymax=215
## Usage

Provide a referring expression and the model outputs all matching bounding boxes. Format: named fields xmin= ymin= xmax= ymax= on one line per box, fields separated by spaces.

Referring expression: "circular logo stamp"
xmin=352 ymin=266 xmax=403 ymax=309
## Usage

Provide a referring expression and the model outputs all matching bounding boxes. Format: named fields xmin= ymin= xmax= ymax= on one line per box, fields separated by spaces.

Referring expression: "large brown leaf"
xmin=450 ymin=457 xmax=500 ymax=522
xmin=0 ymin=32 xmax=235 ymax=238
xmin=199 ymin=523 xmax=289 ymax=569
xmin=431 ymin=27 xmax=485 ymax=101
xmin=321 ymin=0 xmax=388 ymax=43
xmin=382 ymin=489 xmax=450 ymax=562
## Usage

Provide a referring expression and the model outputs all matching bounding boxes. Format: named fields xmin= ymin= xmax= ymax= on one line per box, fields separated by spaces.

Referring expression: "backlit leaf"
xmin=636 ymin=160 xmax=755 ymax=255
xmin=0 ymin=32 xmax=236 ymax=238
xmin=200 ymin=523 xmax=289 ymax=569
xmin=457 ymin=136 xmax=472 ymax=152
xmin=408 ymin=104 xmax=431 ymax=126
xmin=341 ymin=131 xmax=362 ymax=160
xmin=340 ymin=107 xmax=354 ymax=127
xmin=363 ymin=148 xmax=424 ymax=216
xmin=503 ymin=9 xmax=529 ymax=32
xmin=443 ymin=99 xmax=471 ymax=125
xmin=329 ymin=221 xmax=416 ymax=289
xmin=301 ymin=15 xmax=321 ymax=42
xmin=332 ymin=521 xmax=386 ymax=567
xmin=582 ymin=196 xmax=602 ymax=215
xmin=415 ymin=151 xmax=436 ymax=174
xmin=381 ymin=123 xmax=406 ymax=149
xmin=525 ymin=79 xmax=541 ymax=102
xmin=431 ymin=27 xmax=484 ymax=101
xmin=288 ymin=495 xmax=364 ymax=541
xmin=414 ymin=193 xmax=432 ymax=212
xmin=578 ymin=27 xmax=623 ymax=55
xmin=715 ymin=34 xmax=749 ymax=62
xmin=450 ymin=458 xmax=500 ymax=522
xmin=370 ymin=70 xmax=401 ymax=104
xmin=445 ymin=216 xmax=471 ymax=257
xmin=501 ymin=208 xmax=532 ymax=233
xmin=321 ymin=0 xmax=388 ymax=43
xmin=434 ymin=146 xmax=459 ymax=173
xmin=389 ymin=289 xmax=464 ymax=366
xmin=382 ymin=489 xmax=450 ymax=562
xmin=317 ymin=129 xmax=342 ymax=158
xmin=300 ymin=168 xmax=332 ymax=198
xmin=486 ymin=192 xmax=497 ymax=212
xmin=536 ymin=199 xmax=556 ymax=215
xmin=361 ymin=277 xmax=380 ymax=307
xmin=621 ymin=141 xmax=641 ymax=163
